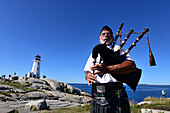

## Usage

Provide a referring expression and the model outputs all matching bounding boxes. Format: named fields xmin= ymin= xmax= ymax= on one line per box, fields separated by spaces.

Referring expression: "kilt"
xmin=91 ymin=82 xmax=130 ymax=113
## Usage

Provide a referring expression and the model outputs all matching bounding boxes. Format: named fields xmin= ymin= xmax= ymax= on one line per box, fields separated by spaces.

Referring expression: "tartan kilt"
xmin=91 ymin=84 xmax=130 ymax=113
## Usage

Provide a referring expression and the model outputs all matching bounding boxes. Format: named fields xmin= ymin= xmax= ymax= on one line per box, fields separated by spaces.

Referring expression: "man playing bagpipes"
xmin=84 ymin=24 xmax=156 ymax=113
xmin=84 ymin=25 xmax=135 ymax=113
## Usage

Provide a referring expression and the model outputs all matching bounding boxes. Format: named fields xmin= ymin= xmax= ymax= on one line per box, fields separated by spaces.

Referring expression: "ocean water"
xmin=69 ymin=83 xmax=170 ymax=103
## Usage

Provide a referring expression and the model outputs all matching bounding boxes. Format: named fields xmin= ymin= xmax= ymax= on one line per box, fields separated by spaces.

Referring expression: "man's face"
xmin=99 ymin=30 xmax=114 ymax=46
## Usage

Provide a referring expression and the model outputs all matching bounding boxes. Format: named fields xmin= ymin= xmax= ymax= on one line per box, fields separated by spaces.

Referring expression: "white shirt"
xmin=84 ymin=45 xmax=133 ymax=83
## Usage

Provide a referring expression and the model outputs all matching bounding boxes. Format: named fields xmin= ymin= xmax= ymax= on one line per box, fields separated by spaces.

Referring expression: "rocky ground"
xmin=0 ymin=76 xmax=91 ymax=113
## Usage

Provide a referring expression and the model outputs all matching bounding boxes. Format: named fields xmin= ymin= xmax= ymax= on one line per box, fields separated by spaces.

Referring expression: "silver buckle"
xmin=96 ymin=85 xmax=105 ymax=93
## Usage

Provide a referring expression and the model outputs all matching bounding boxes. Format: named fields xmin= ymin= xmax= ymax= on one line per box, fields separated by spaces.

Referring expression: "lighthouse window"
xmin=37 ymin=67 xmax=39 ymax=70
xmin=38 ymin=63 xmax=40 ymax=65
xmin=36 ymin=57 xmax=40 ymax=60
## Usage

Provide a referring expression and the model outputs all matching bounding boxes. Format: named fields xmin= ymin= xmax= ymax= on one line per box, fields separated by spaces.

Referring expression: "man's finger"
xmin=87 ymin=78 xmax=96 ymax=84
xmin=90 ymin=64 xmax=101 ymax=70
xmin=90 ymin=79 xmax=96 ymax=84
xmin=88 ymin=74 xmax=96 ymax=80
xmin=87 ymin=81 xmax=90 ymax=86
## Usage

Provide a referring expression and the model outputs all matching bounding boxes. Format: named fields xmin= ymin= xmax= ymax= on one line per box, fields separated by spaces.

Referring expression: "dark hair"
xmin=100 ymin=26 xmax=113 ymax=35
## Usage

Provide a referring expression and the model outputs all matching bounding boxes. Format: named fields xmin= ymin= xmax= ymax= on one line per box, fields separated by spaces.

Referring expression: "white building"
xmin=28 ymin=55 xmax=42 ymax=78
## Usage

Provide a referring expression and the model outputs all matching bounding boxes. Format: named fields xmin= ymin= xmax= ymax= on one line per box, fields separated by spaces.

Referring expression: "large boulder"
xmin=73 ymin=87 xmax=81 ymax=95
xmin=24 ymin=91 xmax=47 ymax=100
xmin=0 ymin=84 xmax=14 ymax=90
xmin=12 ymin=88 xmax=25 ymax=93
xmin=0 ymin=94 xmax=6 ymax=101
xmin=40 ymin=79 xmax=62 ymax=91
xmin=58 ymin=94 xmax=92 ymax=104
xmin=10 ymin=93 xmax=18 ymax=100
xmin=0 ymin=84 xmax=14 ymax=93
xmin=59 ymin=96 xmax=82 ymax=103
xmin=50 ymin=82 xmax=62 ymax=91
xmin=43 ymin=91 xmax=65 ymax=98
xmin=30 ymin=83 xmax=51 ymax=90
xmin=81 ymin=96 xmax=92 ymax=104
xmin=25 ymin=99 xmax=48 ymax=111
xmin=18 ymin=94 xmax=26 ymax=100
xmin=45 ymin=100 xmax=81 ymax=109
xmin=28 ymin=78 xmax=46 ymax=84
xmin=40 ymin=78 xmax=91 ymax=96
xmin=0 ymin=94 xmax=16 ymax=102
xmin=17 ymin=77 xmax=46 ymax=85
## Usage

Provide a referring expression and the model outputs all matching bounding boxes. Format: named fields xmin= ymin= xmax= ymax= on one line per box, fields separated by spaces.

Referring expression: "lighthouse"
xmin=28 ymin=55 xmax=42 ymax=78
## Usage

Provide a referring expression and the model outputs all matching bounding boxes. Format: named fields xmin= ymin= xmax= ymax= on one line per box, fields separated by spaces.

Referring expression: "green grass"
xmin=43 ymin=104 xmax=91 ymax=113
xmin=143 ymin=97 xmax=170 ymax=110
xmin=0 ymin=90 xmax=12 ymax=97
xmin=43 ymin=104 xmax=141 ymax=113
xmin=130 ymin=104 xmax=142 ymax=113
xmin=0 ymin=81 xmax=22 ymax=88
xmin=0 ymin=81 xmax=41 ymax=95
xmin=43 ymin=97 xmax=170 ymax=113
xmin=130 ymin=97 xmax=170 ymax=113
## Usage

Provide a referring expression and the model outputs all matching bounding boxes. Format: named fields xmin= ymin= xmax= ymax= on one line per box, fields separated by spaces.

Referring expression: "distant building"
xmin=28 ymin=55 xmax=42 ymax=78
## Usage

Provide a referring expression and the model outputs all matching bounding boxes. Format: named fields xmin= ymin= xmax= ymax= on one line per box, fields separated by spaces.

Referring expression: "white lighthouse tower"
xmin=28 ymin=55 xmax=42 ymax=78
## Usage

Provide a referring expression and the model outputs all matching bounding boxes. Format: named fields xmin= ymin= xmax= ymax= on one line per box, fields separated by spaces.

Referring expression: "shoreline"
xmin=69 ymin=83 xmax=170 ymax=86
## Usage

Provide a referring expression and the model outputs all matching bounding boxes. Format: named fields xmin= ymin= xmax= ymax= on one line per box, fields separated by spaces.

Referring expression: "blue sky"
xmin=0 ymin=0 xmax=169 ymax=85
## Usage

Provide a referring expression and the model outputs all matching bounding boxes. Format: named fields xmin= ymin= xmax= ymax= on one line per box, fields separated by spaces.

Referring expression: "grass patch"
xmin=130 ymin=104 xmax=142 ymax=113
xmin=43 ymin=104 xmax=141 ymax=113
xmin=0 ymin=81 xmax=21 ymax=88
xmin=43 ymin=104 xmax=91 ymax=113
xmin=0 ymin=90 xmax=12 ymax=97
xmin=0 ymin=81 xmax=40 ymax=92
xmin=143 ymin=97 xmax=170 ymax=111
xmin=43 ymin=98 xmax=170 ymax=113
xmin=130 ymin=97 xmax=170 ymax=112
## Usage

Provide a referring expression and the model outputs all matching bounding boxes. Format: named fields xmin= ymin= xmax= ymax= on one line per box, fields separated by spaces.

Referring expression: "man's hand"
xmin=85 ymin=72 xmax=96 ymax=86
xmin=90 ymin=64 xmax=109 ymax=74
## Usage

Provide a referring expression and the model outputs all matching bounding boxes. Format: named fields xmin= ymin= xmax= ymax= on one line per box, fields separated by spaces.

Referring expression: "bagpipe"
xmin=92 ymin=22 xmax=156 ymax=91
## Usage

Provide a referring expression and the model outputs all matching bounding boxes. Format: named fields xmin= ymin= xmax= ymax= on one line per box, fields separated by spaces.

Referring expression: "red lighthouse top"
xmin=35 ymin=54 xmax=41 ymax=60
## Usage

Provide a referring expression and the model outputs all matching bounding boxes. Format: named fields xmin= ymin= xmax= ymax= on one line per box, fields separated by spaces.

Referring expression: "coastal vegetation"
xmin=143 ymin=97 xmax=170 ymax=110
xmin=43 ymin=104 xmax=91 ymax=113
xmin=0 ymin=81 xmax=40 ymax=93
xmin=131 ymin=97 xmax=170 ymax=113
xmin=43 ymin=97 xmax=170 ymax=113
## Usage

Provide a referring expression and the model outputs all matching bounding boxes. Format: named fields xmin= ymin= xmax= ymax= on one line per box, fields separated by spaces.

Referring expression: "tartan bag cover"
xmin=91 ymin=83 xmax=130 ymax=113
